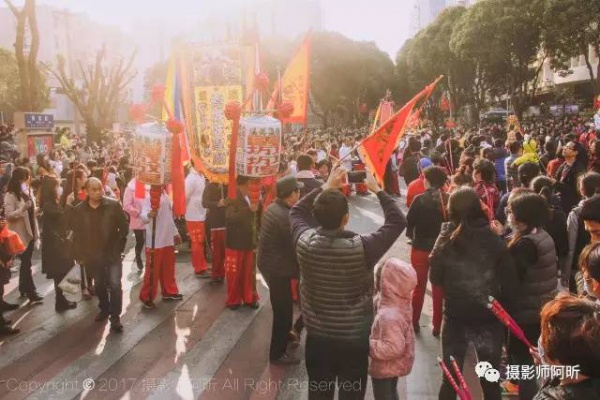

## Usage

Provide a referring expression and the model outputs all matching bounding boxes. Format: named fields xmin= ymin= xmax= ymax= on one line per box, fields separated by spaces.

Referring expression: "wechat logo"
xmin=475 ymin=361 xmax=500 ymax=383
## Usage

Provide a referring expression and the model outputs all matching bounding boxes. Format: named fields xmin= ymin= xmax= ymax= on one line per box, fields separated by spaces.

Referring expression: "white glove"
xmin=34 ymin=239 xmax=41 ymax=250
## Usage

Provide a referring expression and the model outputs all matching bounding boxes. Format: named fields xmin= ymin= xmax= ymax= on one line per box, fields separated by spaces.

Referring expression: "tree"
xmin=543 ymin=0 xmax=600 ymax=96
xmin=3 ymin=0 xmax=47 ymax=112
xmin=43 ymin=47 xmax=137 ymax=143
xmin=308 ymin=32 xmax=395 ymax=127
xmin=397 ymin=7 xmax=477 ymax=124
xmin=450 ymin=0 xmax=545 ymax=118
xmin=0 ymin=49 xmax=21 ymax=121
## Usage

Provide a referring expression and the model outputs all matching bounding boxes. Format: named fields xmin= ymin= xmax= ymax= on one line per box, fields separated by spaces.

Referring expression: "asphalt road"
xmin=0 ymin=191 xmax=487 ymax=400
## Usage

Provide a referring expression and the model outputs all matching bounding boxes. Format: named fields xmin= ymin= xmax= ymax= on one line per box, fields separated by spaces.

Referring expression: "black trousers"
xmin=508 ymin=323 xmax=540 ymax=400
xmin=372 ymin=378 xmax=399 ymax=400
xmin=265 ymin=273 xmax=294 ymax=360
xmin=439 ymin=317 xmax=504 ymax=400
xmin=18 ymin=241 xmax=36 ymax=295
xmin=133 ymin=229 xmax=145 ymax=261
xmin=305 ymin=335 xmax=368 ymax=400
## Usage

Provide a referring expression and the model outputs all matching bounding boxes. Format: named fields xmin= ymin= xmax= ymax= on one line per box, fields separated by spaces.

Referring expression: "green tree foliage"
xmin=0 ymin=49 xmax=22 ymax=121
xmin=398 ymin=7 xmax=476 ymax=124
xmin=263 ymin=32 xmax=395 ymax=127
xmin=450 ymin=0 xmax=545 ymax=118
xmin=542 ymin=0 xmax=600 ymax=95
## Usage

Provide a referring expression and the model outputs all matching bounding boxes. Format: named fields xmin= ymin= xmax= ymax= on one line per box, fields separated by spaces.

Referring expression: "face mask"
xmin=57 ymin=186 xmax=64 ymax=198
xmin=21 ymin=182 xmax=28 ymax=194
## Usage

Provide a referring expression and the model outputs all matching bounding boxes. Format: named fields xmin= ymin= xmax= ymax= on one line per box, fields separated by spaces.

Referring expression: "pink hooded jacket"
xmin=369 ymin=258 xmax=417 ymax=379
xmin=123 ymin=179 xmax=148 ymax=230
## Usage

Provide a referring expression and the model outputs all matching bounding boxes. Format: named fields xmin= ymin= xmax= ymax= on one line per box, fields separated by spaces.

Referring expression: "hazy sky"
xmin=27 ymin=0 xmax=414 ymax=58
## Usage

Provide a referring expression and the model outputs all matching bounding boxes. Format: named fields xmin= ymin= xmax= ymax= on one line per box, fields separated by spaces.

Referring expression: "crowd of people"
xmin=0 ymin=114 xmax=599 ymax=399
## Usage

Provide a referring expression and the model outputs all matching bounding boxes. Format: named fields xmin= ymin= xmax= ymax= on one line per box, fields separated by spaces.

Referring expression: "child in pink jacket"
xmin=369 ymin=258 xmax=417 ymax=400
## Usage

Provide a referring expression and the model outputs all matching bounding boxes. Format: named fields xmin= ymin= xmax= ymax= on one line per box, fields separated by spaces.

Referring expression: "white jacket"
xmin=184 ymin=170 xmax=207 ymax=222
xmin=141 ymin=192 xmax=179 ymax=249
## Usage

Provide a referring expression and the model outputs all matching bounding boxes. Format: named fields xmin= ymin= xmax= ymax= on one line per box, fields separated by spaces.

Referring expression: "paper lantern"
xmin=278 ymin=101 xmax=294 ymax=119
xmin=132 ymin=122 xmax=172 ymax=186
xmin=129 ymin=104 xmax=147 ymax=123
xmin=254 ymin=73 xmax=270 ymax=92
xmin=225 ymin=100 xmax=242 ymax=121
xmin=236 ymin=115 xmax=282 ymax=177
xmin=166 ymin=118 xmax=184 ymax=135
xmin=152 ymin=85 xmax=167 ymax=104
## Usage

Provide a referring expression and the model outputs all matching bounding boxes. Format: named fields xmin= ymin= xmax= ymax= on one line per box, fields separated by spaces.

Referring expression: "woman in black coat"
xmin=40 ymin=176 xmax=77 ymax=312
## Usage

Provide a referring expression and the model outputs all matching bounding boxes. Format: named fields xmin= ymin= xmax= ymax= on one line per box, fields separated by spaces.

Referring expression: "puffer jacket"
xmin=369 ymin=258 xmax=417 ymax=379
xmin=430 ymin=218 xmax=517 ymax=322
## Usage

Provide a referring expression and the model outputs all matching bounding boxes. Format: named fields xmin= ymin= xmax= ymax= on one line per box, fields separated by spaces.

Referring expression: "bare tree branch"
xmin=3 ymin=0 xmax=20 ymax=17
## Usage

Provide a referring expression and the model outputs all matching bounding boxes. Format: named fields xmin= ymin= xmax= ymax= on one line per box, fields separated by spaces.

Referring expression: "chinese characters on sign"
xmin=132 ymin=123 xmax=171 ymax=186
xmin=187 ymin=43 xmax=244 ymax=183
xmin=237 ymin=116 xmax=282 ymax=177
xmin=25 ymin=113 xmax=54 ymax=130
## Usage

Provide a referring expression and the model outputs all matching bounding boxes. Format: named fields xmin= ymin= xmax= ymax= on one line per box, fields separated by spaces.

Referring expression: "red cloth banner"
xmin=359 ymin=76 xmax=442 ymax=183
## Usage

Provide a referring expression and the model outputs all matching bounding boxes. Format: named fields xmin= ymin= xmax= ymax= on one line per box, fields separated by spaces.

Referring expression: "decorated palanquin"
xmin=237 ymin=116 xmax=282 ymax=178
xmin=132 ymin=123 xmax=172 ymax=186
xmin=177 ymin=43 xmax=249 ymax=183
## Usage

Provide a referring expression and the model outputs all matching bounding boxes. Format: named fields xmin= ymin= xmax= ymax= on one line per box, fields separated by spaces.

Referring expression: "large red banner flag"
xmin=359 ymin=76 xmax=442 ymax=183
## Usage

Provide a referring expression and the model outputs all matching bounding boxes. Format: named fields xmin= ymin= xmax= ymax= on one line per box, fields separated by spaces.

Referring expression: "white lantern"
xmin=132 ymin=122 xmax=172 ymax=185
xmin=236 ymin=115 xmax=282 ymax=177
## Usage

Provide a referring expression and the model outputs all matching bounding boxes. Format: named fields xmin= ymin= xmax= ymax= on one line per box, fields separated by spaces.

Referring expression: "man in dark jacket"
xmin=296 ymin=154 xmax=322 ymax=198
xmin=71 ymin=178 xmax=128 ymax=332
xmin=554 ymin=142 xmax=586 ymax=213
xmin=225 ymin=176 xmax=259 ymax=310
xmin=291 ymin=166 xmax=406 ymax=399
xmin=258 ymin=176 xmax=304 ymax=365
xmin=202 ymin=181 xmax=227 ymax=285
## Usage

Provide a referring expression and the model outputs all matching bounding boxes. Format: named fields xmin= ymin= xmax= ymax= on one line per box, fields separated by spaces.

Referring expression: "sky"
xmin=24 ymin=0 xmax=414 ymax=59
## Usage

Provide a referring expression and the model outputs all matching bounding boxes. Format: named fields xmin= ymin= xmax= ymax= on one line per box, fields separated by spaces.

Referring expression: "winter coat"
xmin=257 ymin=199 xmax=298 ymax=279
xmin=533 ymin=378 xmax=600 ymax=400
xmin=225 ymin=191 xmax=255 ymax=250
xmin=4 ymin=191 xmax=39 ymax=246
xmin=41 ymin=202 xmax=73 ymax=279
xmin=430 ymin=218 xmax=517 ymax=322
xmin=369 ymin=258 xmax=417 ymax=379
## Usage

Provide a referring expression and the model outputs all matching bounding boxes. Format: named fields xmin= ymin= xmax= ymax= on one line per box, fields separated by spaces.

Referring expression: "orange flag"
xmin=269 ymin=34 xmax=311 ymax=123
xmin=359 ymin=76 xmax=442 ymax=183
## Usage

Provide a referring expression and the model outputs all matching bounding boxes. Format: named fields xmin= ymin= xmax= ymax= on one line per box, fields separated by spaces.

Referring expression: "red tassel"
xmin=135 ymin=179 xmax=146 ymax=199
xmin=171 ymin=132 xmax=186 ymax=217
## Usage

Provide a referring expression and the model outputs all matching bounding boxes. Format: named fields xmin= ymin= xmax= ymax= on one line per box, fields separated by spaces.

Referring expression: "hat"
xmin=276 ymin=176 xmax=304 ymax=198
xmin=418 ymin=158 xmax=433 ymax=170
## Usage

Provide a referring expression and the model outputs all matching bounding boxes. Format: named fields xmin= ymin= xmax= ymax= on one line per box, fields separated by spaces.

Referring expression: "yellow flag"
xmin=280 ymin=34 xmax=311 ymax=124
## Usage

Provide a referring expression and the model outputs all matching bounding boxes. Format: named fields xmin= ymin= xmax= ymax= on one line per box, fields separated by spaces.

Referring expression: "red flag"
xmin=359 ymin=76 xmax=442 ymax=183
xmin=171 ymin=132 xmax=186 ymax=217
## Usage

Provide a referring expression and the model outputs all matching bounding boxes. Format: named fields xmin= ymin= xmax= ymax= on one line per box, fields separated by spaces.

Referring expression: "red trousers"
xmin=210 ymin=229 xmax=226 ymax=279
xmin=187 ymin=221 xmax=207 ymax=273
xmin=140 ymin=246 xmax=179 ymax=302
xmin=410 ymin=248 xmax=443 ymax=331
xmin=224 ymin=248 xmax=259 ymax=306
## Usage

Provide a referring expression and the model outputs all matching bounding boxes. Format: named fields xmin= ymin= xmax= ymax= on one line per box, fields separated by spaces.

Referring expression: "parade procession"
xmin=1 ymin=0 xmax=600 ymax=399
